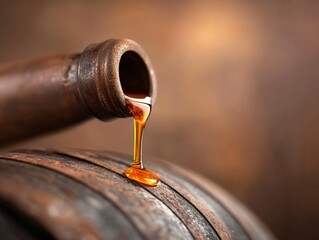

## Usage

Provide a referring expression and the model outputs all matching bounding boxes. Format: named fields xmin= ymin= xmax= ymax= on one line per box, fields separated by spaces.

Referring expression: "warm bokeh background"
xmin=1 ymin=1 xmax=319 ymax=239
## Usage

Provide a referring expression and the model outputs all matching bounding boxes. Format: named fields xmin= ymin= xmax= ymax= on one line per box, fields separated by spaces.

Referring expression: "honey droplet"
xmin=124 ymin=165 xmax=159 ymax=187
xmin=123 ymin=96 xmax=159 ymax=187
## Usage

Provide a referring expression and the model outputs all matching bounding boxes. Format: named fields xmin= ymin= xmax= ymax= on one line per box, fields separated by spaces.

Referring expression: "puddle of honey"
xmin=123 ymin=95 xmax=159 ymax=187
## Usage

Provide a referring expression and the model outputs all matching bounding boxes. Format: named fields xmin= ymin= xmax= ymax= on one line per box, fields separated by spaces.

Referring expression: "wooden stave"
xmin=0 ymin=149 xmax=274 ymax=240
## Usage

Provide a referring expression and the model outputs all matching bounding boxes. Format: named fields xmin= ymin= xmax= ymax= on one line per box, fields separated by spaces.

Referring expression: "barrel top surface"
xmin=0 ymin=149 xmax=275 ymax=240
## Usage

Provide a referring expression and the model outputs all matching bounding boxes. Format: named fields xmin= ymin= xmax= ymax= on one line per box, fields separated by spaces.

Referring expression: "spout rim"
xmin=78 ymin=38 xmax=157 ymax=120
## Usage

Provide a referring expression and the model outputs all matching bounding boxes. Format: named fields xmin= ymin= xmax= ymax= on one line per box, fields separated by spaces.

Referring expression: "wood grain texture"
xmin=0 ymin=149 xmax=274 ymax=240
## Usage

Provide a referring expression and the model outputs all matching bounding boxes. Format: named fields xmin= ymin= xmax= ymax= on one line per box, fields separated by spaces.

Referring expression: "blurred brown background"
xmin=1 ymin=0 xmax=319 ymax=239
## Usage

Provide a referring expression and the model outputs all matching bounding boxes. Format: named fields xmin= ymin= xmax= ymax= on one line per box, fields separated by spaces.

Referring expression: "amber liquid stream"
xmin=123 ymin=95 xmax=159 ymax=186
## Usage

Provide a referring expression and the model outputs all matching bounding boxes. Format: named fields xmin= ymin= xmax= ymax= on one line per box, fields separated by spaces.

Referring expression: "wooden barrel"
xmin=0 ymin=149 xmax=274 ymax=240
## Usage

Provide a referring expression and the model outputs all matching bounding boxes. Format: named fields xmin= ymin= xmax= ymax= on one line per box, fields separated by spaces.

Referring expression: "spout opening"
xmin=78 ymin=39 xmax=157 ymax=120
xmin=119 ymin=51 xmax=151 ymax=99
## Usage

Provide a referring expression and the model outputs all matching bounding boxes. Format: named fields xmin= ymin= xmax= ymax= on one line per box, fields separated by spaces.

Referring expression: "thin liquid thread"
xmin=123 ymin=96 xmax=159 ymax=186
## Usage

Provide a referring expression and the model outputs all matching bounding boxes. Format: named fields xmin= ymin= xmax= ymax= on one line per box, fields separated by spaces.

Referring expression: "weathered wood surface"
xmin=0 ymin=149 xmax=274 ymax=240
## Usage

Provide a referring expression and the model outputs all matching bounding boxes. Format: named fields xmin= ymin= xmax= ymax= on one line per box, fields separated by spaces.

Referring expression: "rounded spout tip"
xmin=78 ymin=39 xmax=157 ymax=120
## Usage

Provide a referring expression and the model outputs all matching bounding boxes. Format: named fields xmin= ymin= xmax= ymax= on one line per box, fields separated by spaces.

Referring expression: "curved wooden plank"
xmin=0 ymin=159 xmax=141 ymax=240
xmin=0 ymin=151 xmax=193 ymax=240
